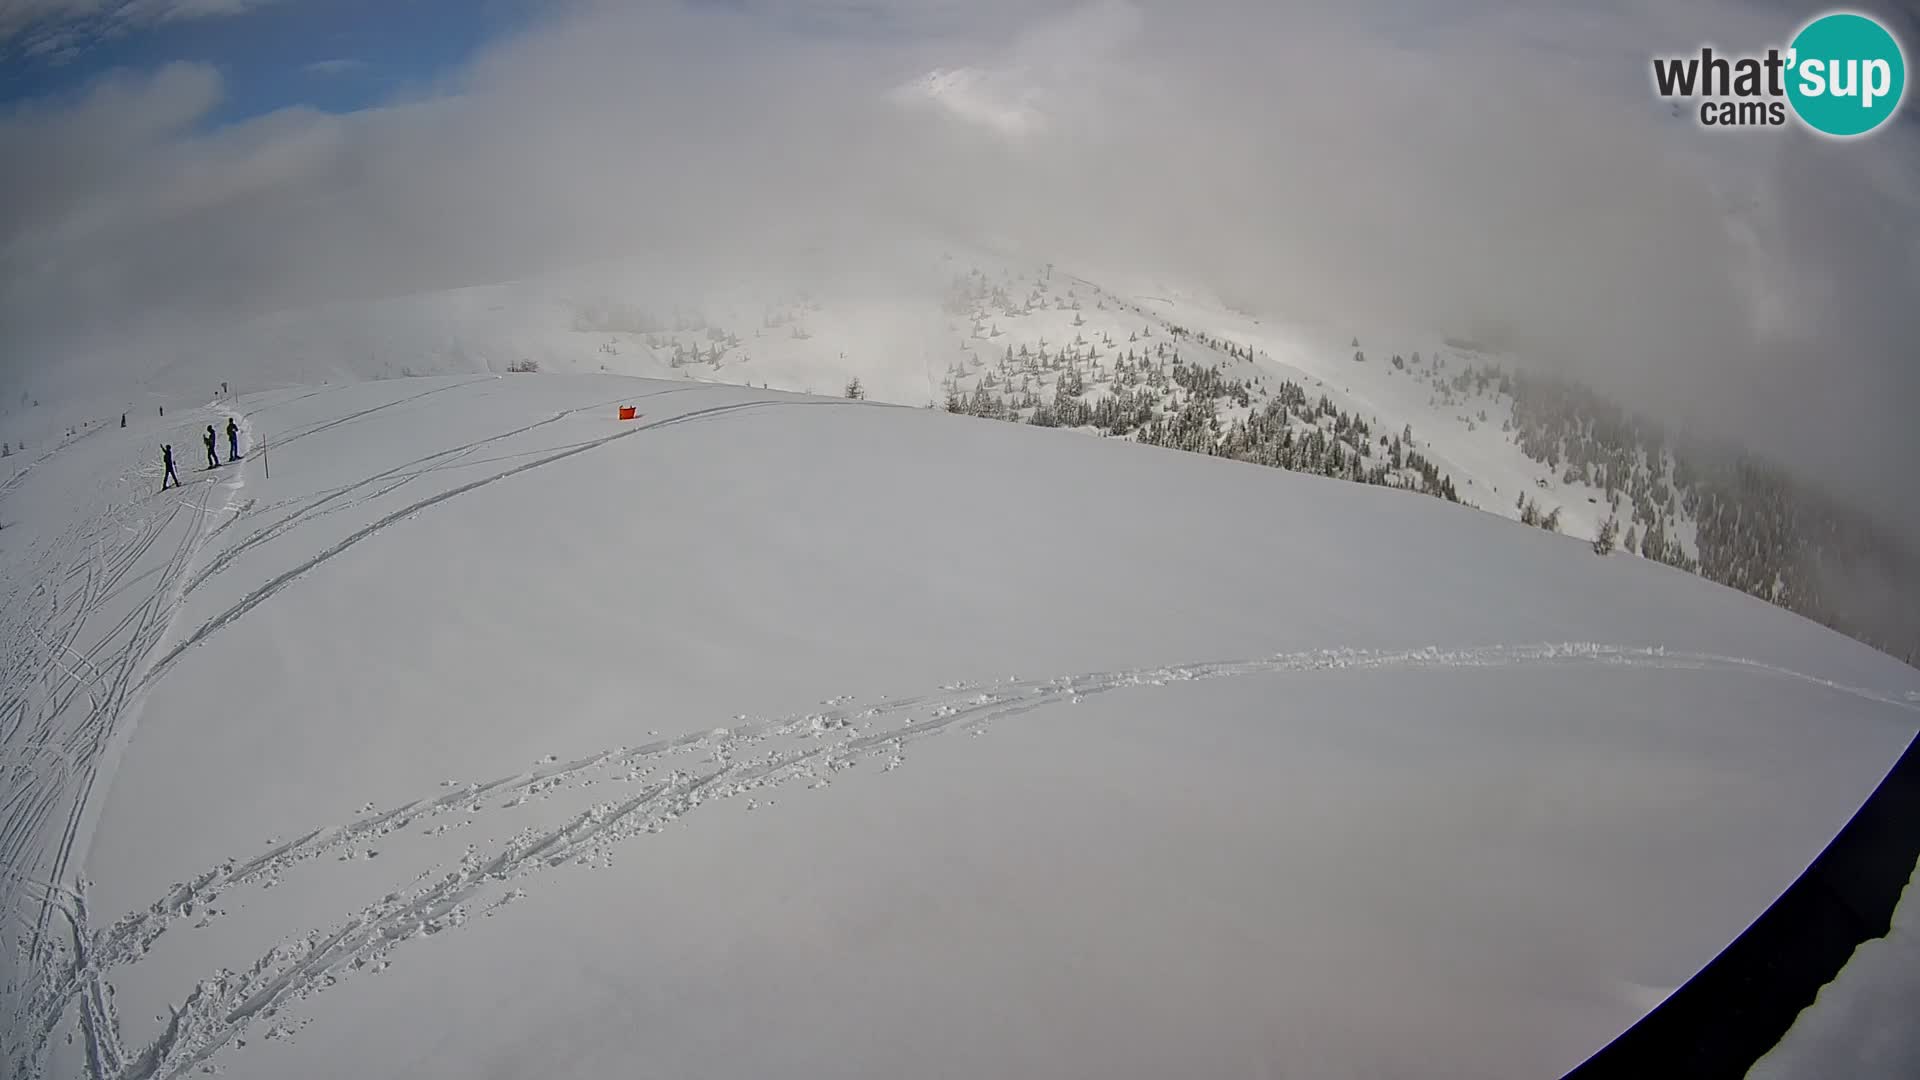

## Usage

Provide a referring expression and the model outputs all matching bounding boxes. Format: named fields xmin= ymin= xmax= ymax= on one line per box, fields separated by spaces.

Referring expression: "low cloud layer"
xmin=2 ymin=0 xmax=1916 ymax=532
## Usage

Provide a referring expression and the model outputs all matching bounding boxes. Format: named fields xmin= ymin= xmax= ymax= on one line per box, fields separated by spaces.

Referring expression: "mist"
xmin=2 ymin=0 xmax=1916 ymax=533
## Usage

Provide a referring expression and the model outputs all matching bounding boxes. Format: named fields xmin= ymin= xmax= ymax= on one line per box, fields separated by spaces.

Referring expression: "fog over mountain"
xmin=2 ymin=0 xmax=1915 ymax=534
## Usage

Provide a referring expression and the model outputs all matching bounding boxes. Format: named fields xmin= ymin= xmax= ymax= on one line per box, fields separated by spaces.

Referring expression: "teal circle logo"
xmin=1786 ymin=12 xmax=1906 ymax=136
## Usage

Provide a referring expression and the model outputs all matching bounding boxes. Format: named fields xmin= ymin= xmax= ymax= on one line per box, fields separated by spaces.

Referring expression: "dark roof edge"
xmin=1566 ymin=730 xmax=1920 ymax=1079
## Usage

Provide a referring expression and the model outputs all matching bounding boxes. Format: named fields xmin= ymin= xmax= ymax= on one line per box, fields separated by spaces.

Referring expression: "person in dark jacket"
xmin=226 ymin=417 xmax=240 ymax=460
xmin=162 ymin=444 xmax=179 ymax=490
xmin=204 ymin=426 xmax=219 ymax=469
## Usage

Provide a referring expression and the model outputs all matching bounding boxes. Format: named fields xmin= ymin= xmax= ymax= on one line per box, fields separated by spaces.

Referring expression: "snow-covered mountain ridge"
xmin=9 ymin=251 xmax=1908 ymax=663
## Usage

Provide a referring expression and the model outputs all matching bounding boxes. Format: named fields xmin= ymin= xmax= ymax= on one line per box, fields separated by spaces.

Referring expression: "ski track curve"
xmin=258 ymin=379 xmax=491 ymax=455
xmin=143 ymin=395 xmax=868 ymax=688
xmin=0 ymin=387 xmax=872 ymax=1077
xmin=11 ymin=641 xmax=1920 ymax=1079
xmin=180 ymin=387 xmax=676 ymax=596
xmin=0 ymin=400 xmax=254 ymax=1080
xmin=6 ymin=384 xmax=1916 ymax=1078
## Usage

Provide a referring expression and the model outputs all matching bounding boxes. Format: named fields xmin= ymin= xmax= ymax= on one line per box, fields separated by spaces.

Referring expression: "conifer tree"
xmin=1593 ymin=516 xmax=1618 ymax=553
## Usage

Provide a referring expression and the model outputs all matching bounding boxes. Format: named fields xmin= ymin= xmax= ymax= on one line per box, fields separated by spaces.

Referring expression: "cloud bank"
xmin=1 ymin=0 xmax=1916 ymax=532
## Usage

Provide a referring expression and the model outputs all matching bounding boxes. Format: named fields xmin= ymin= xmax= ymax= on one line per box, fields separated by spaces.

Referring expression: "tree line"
xmin=944 ymin=349 xmax=1464 ymax=506
xmin=1496 ymin=368 xmax=1918 ymax=663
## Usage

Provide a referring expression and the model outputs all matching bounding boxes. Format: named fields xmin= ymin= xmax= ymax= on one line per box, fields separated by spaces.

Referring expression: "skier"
xmin=204 ymin=426 xmax=219 ymax=469
xmin=226 ymin=417 xmax=240 ymax=461
xmin=120 ymin=413 xmax=127 ymax=429
xmin=161 ymin=445 xmax=179 ymax=490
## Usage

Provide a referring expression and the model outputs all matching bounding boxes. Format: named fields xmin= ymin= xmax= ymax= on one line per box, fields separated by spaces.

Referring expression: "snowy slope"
xmin=0 ymin=250 xmax=1662 ymax=549
xmin=1013 ymin=264 xmax=1641 ymax=542
xmin=2 ymin=372 xmax=1916 ymax=1079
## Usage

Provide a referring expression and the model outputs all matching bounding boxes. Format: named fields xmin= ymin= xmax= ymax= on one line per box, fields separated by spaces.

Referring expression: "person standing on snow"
xmin=226 ymin=417 xmax=240 ymax=461
xmin=204 ymin=425 xmax=219 ymax=469
xmin=161 ymin=444 xmax=180 ymax=490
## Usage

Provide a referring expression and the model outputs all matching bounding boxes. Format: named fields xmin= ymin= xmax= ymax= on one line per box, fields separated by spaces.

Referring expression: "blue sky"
xmin=0 ymin=0 xmax=551 ymax=124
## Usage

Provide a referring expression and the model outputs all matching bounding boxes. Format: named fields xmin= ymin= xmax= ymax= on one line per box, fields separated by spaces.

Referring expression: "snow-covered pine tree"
xmin=1593 ymin=516 xmax=1619 ymax=555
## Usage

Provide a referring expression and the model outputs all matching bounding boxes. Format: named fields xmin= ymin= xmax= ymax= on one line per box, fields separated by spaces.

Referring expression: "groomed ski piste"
xmin=2 ymin=372 xmax=1917 ymax=1079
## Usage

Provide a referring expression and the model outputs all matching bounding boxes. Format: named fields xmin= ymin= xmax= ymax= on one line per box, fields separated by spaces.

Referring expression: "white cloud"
xmin=889 ymin=68 xmax=1049 ymax=137
xmin=886 ymin=0 xmax=1145 ymax=139
xmin=138 ymin=0 xmax=279 ymax=18
xmin=304 ymin=57 xmax=365 ymax=76
xmin=1 ymin=0 xmax=1916 ymax=534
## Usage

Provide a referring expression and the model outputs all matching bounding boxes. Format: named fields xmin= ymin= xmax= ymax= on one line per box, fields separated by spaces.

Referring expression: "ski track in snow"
xmin=145 ymin=392 xmax=866 ymax=688
xmin=12 ymin=641 xmax=1920 ymax=1079
xmin=5 ymin=381 xmax=1917 ymax=1078
xmin=0 ymin=386 xmax=889 ymax=1078
xmin=0 ymin=402 xmax=251 ymax=1080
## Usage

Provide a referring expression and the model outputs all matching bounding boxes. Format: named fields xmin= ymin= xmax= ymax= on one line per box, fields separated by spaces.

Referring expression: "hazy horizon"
xmin=3 ymin=0 xmax=1917 ymax=538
